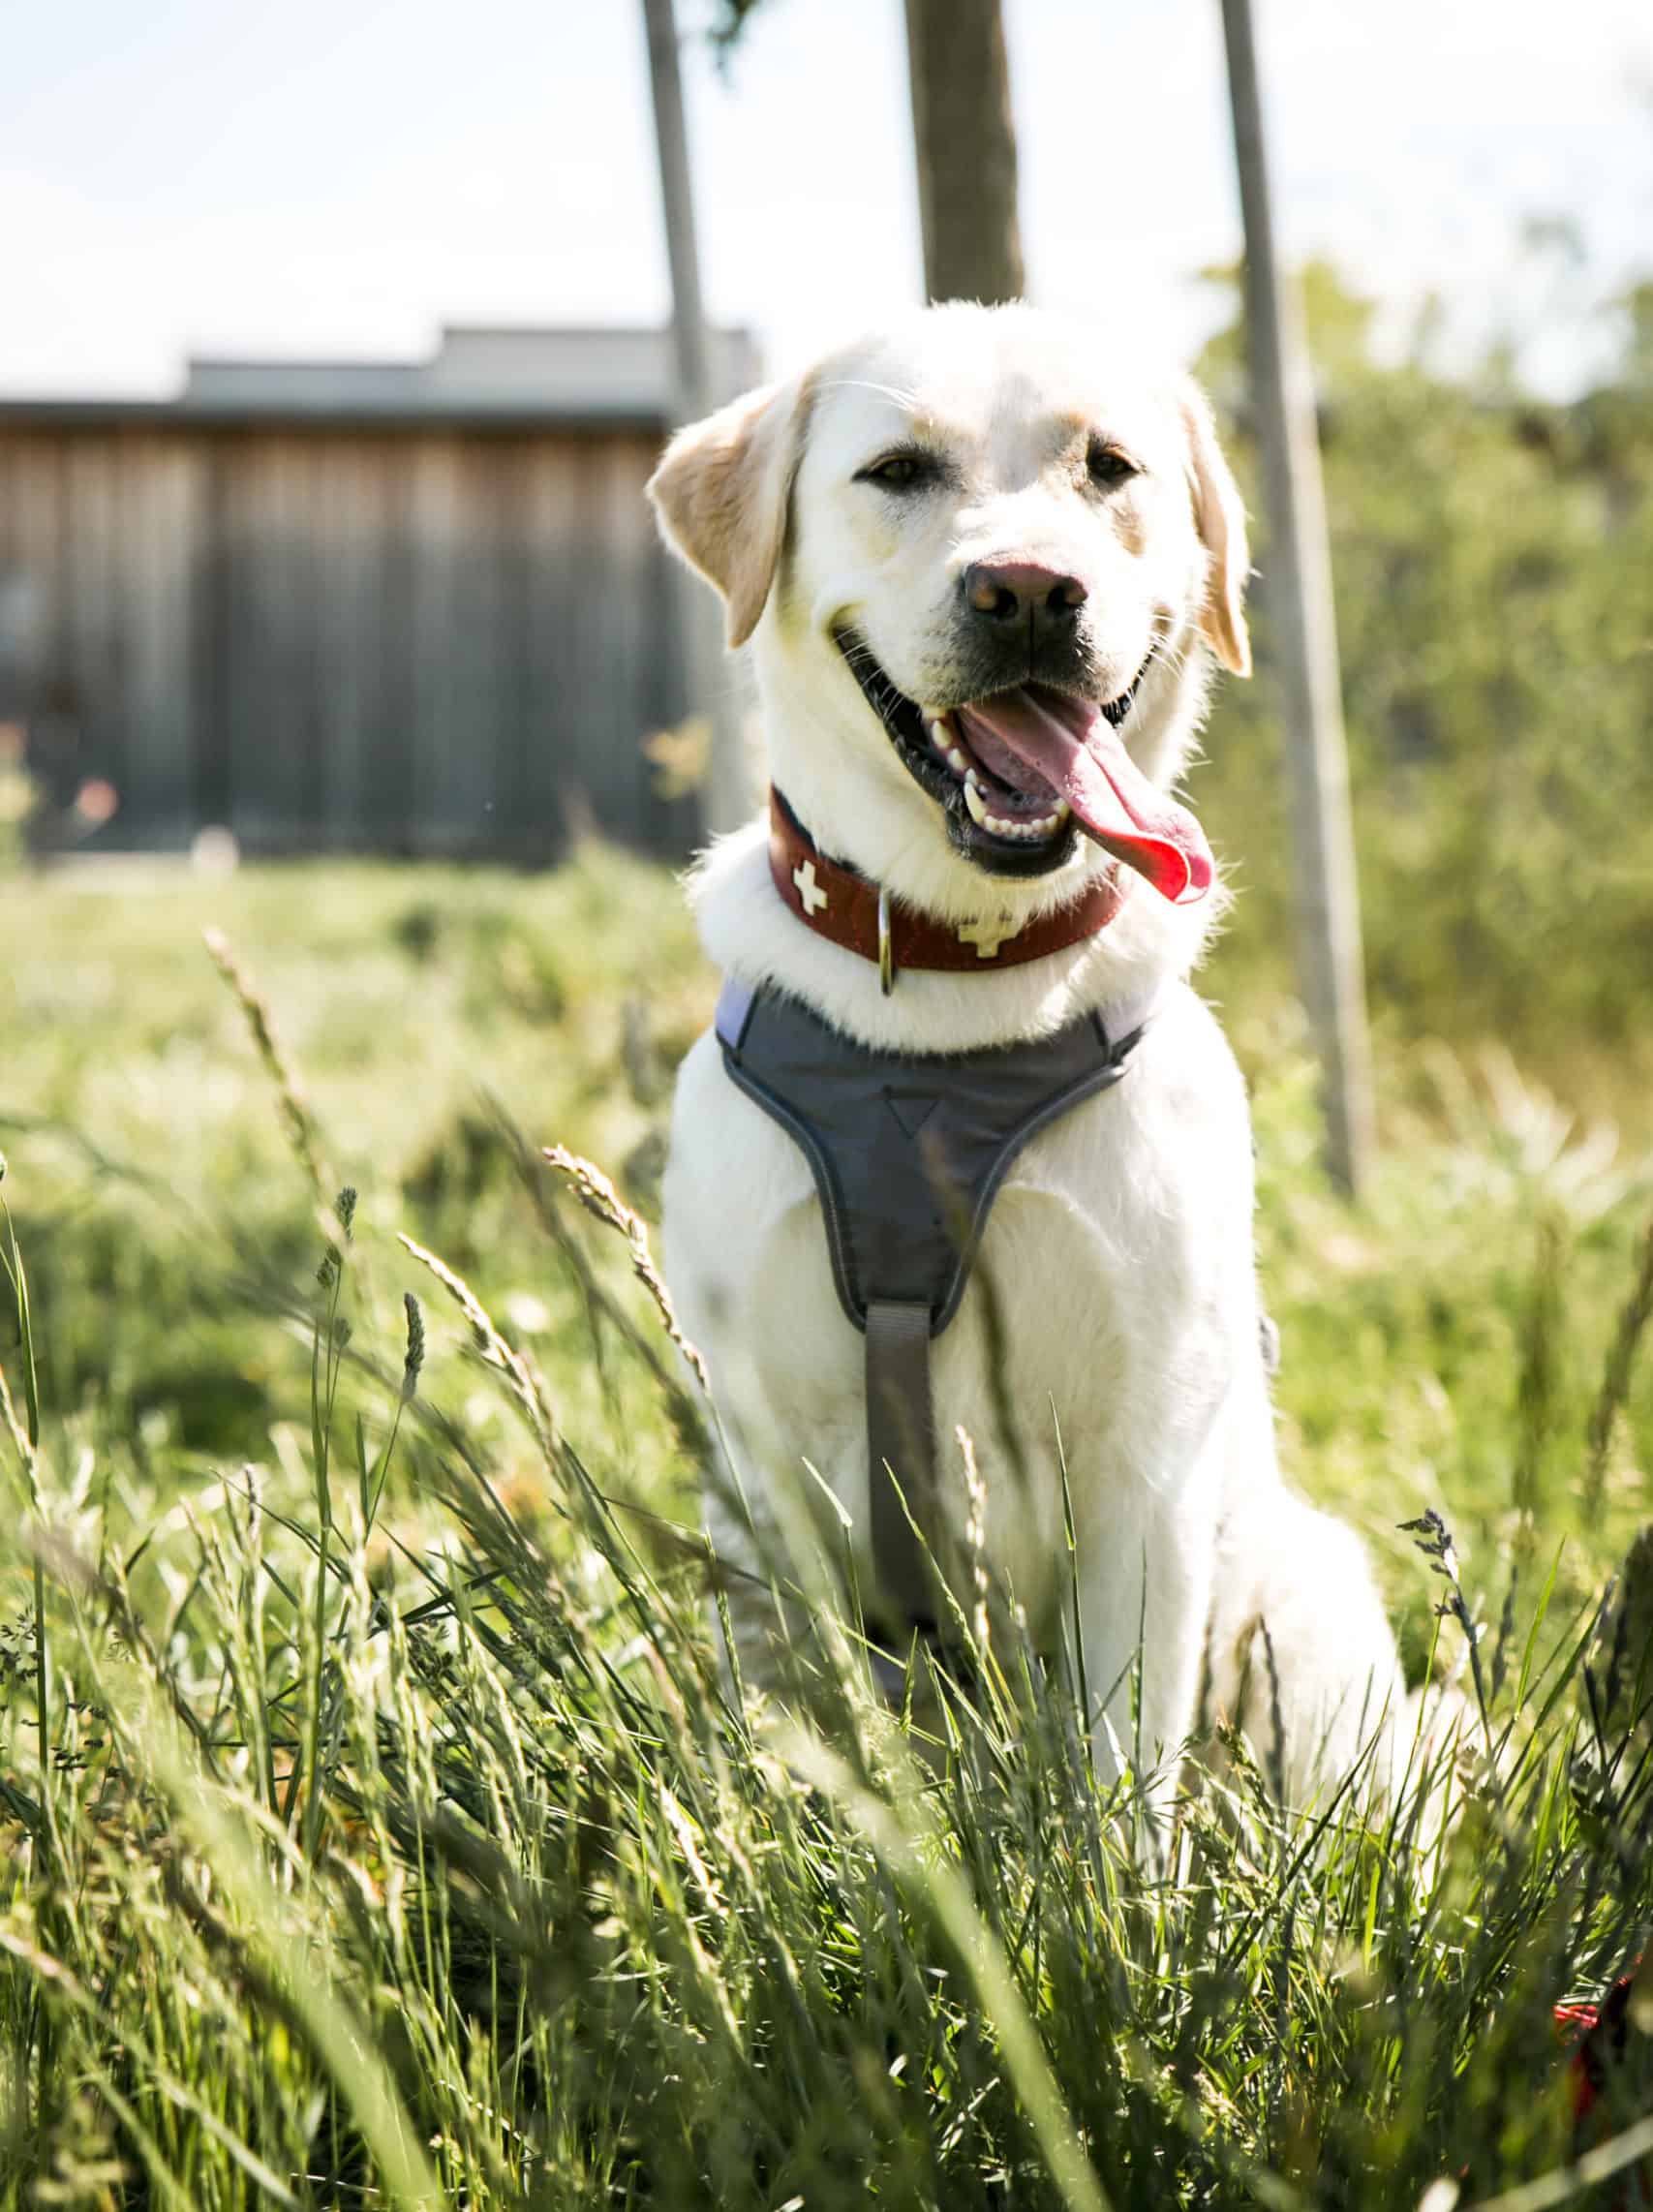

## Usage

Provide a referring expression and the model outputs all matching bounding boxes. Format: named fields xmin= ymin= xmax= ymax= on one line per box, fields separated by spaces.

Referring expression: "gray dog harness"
xmin=715 ymin=972 xmax=1154 ymax=1644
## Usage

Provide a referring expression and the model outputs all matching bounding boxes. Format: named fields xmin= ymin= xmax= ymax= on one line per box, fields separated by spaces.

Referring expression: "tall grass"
xmin=0 ymin=910 xmax=1649 ymax=2210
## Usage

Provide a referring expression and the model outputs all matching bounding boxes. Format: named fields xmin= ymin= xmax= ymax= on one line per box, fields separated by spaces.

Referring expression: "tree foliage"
xmin=1198 ymin=260 xmax=1653 ymax=1101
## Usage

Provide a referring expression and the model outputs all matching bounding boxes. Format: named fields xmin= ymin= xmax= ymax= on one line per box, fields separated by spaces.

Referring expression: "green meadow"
xmin=1 ymin=833 xmax=1648 ymax=2208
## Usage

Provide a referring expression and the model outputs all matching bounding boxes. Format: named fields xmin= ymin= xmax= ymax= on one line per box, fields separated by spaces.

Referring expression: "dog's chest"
xmin=713 ymin=978 xmax=1145 ymax=1336
xmin=664 ymin=985 xmax=1253 ymax=1608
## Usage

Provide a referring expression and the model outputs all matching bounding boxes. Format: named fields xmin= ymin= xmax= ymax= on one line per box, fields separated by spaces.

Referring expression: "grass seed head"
xmin=401 ymin=1292 xmax=426 ymax=1399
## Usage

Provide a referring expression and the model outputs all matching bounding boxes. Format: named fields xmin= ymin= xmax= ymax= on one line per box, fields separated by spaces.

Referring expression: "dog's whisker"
xmin=815 ymin=374 xmax=924 ymax=412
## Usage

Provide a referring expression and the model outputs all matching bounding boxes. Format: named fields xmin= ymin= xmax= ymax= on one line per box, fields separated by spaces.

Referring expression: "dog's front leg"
xmin=1070 ymin=1436 xmax=1224 ymax=1829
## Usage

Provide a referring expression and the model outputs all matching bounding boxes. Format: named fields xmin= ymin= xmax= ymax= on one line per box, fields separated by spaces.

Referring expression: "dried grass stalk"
xmin=543 ymin=1144 xmax=710 ymax=1392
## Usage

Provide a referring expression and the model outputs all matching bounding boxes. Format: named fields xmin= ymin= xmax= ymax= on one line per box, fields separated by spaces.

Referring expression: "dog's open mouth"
xmin=837 ymin=633 xmax=1213 ymax=902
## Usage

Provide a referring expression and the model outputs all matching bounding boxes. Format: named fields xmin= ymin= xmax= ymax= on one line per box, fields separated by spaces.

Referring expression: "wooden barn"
xmin=0 ymin=324 xmax=759 ymax=860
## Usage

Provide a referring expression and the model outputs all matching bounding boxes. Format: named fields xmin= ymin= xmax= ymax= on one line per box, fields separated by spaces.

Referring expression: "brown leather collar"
xmin=766 ymin=787 xmax=1129 ymax=979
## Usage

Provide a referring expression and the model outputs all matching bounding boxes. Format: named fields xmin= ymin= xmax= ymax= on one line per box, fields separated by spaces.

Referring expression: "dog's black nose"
xmin=963 ymin=561 xmax=1088 ymax=632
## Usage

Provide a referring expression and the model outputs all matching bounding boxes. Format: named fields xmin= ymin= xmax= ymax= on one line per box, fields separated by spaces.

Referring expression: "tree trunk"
xmin=903 ymin=0 xmax=1025 ymax=305
xmin=1219 ymin=0 xmax=1374 ymax=1195
xmin=641 ymin=0 xmax=756 ymax=837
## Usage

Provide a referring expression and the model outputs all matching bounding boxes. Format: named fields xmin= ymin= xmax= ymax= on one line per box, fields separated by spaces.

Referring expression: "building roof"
xmin=0 ymin=323 xmax=762 ymax=431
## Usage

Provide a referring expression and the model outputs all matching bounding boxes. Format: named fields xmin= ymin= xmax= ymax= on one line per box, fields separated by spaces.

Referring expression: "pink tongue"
xmin=953 ymin=684 xmax=1213 ymax=905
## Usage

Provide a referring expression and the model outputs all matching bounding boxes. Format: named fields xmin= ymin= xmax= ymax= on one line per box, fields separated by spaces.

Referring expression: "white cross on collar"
xmin=792 ymin=860 xmax=830 ymax=917
xmin=957 ymin=914 xmax=1020 ymax=959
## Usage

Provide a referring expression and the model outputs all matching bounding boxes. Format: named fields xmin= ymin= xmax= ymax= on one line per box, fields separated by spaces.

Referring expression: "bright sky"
xmin=3 ymin=0 xmax=1650 ymax=401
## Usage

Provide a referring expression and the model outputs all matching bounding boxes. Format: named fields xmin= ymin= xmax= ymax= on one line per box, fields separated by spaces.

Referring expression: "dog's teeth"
xmin=1053 ymin=798 xmax=1071 ymax=821
xmin=945 ymin=746 xmax=967 ymax=776
xmin=965 ymin=782 xmax=1065 ymax=841
xmin=929 ymin=718 xmax=951 ymax=749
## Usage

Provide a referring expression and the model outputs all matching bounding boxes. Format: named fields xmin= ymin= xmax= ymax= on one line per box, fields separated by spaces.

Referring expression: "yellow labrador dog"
xmin=649 ymin=304 xmax=1412 ymax=1816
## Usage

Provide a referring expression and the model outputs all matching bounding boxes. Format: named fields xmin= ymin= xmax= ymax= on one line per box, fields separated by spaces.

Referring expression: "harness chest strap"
xmin=715 ymin=974 xmax=1154 ymax=1639
xmin=864 ymin=1299 xmax=941 ymax=1631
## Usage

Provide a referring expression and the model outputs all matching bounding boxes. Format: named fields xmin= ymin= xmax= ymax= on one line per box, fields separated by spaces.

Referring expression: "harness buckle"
xmin=878 ymin=887 xmax=896 ymax=997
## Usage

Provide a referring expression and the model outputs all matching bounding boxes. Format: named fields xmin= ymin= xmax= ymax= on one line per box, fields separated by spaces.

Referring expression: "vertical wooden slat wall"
xmin=125 ymin=435 xmax=204 ymax=839
xmin=0 ymin=420 xmax=692 ymax=858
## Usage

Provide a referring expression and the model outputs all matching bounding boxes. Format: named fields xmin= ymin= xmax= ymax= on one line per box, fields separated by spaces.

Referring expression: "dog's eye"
xmin=857 ymin=451 xmax=935 ymax=492
xmin=1087 ymin=440 xmax=1138 ymax=488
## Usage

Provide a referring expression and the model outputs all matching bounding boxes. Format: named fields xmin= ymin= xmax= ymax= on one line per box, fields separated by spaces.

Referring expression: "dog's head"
xmin=649 ymin=304 xmax=1249 ymax=906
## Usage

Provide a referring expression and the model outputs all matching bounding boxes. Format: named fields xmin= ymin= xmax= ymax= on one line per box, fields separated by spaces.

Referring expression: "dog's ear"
xmin=1179 ymin=382 xmax=1252 ymax=678
xmin=647 ymin=377 xmax=813 ymax=650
